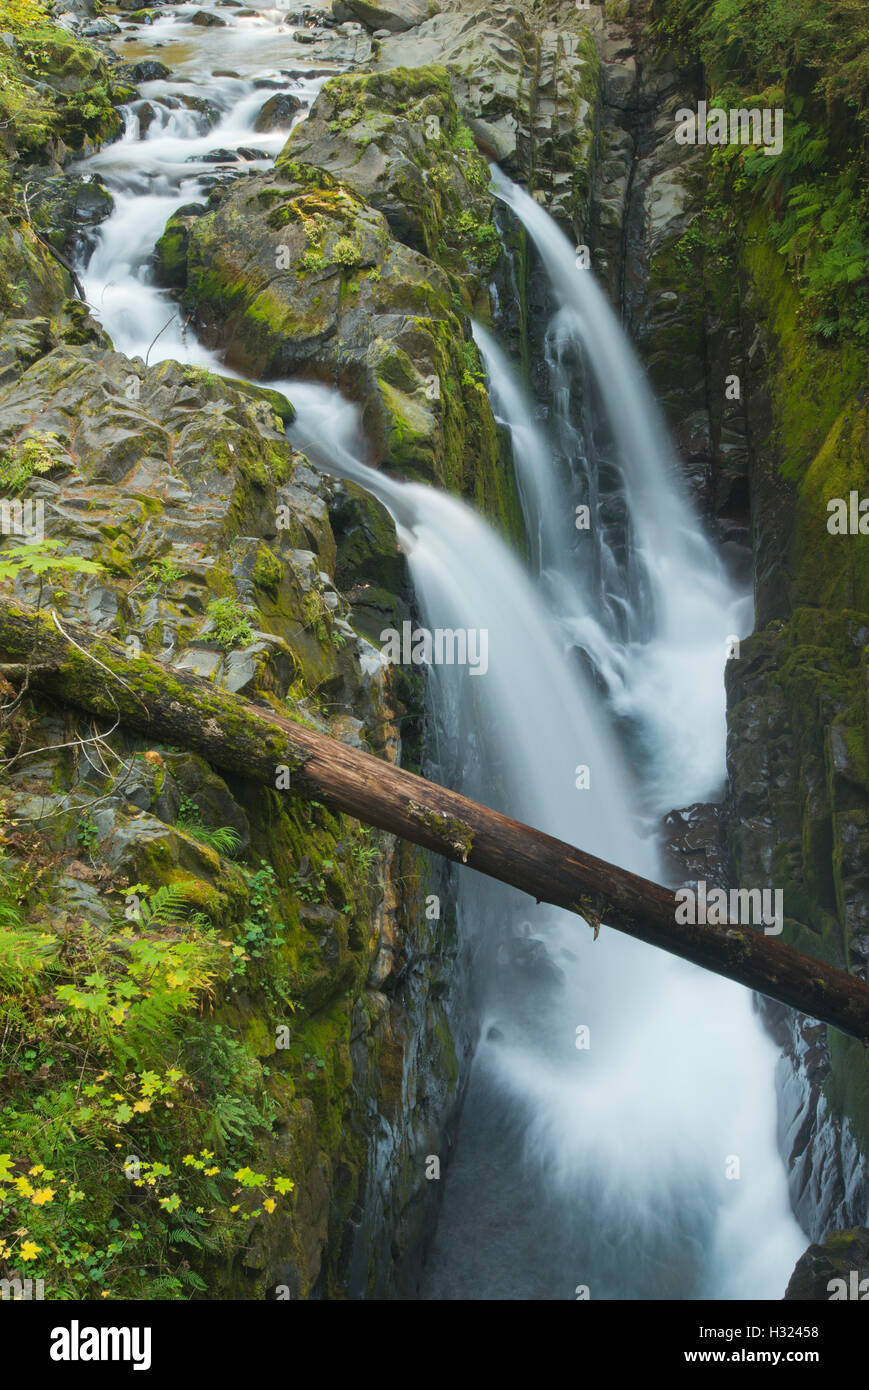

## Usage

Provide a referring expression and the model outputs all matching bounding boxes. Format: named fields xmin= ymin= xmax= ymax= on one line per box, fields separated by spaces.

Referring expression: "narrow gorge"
xmin=0 ymin=0 xmax=867 ymax=1312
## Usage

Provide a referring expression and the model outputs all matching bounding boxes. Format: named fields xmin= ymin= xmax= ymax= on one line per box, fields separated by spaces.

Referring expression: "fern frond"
xmin=141 ymin=883 xmax=199 ymax=928
xmin=168 ymin=1227 xmax=203 ymax=1249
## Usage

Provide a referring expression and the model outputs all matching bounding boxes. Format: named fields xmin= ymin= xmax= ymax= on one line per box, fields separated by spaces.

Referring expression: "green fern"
xmin=206 ymin=1092 xmax=254 ymax=1147
xmin=147 ymin=1274 xmax=185 ymax=1299
xmin=168 ymin=1226 xmax=203 ymax=1249
xmin=135 ymin=882 xmax=199 ymax=928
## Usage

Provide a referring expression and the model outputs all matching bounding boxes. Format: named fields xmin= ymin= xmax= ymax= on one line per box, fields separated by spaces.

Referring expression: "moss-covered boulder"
xmin=284 ymin=67 xmax=497 ymax=292
xmin=0 ymin=210 xmax=72 ymax=320
xmin=785 ymin=1227 xmax=869 ymax=1300
xmin=152 ymin=202 xmax=208 ymax=289
xmin=171 ymin=143 xmax=520 ymax=535
xmin=343 ymin=0 xmax=432 ymax=33
xmin=0 ymin=16 xmax=121 ymax=165
xmin=0 ymin=342 xmax=378 ymax=707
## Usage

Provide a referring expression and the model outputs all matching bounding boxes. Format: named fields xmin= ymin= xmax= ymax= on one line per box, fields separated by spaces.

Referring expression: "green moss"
xmin=153 ymin=207 xmax=201 ymax=289
xmin=406 ymin=801 xmax=474 ymax=863
xmin=825 ymin=1030 xmax=869 ymax=1156
xmin=252 ymin=545 xmax=282 ymax=595
xmin=0 ymin=10 xmax=121 ymax=161
xmin=741 ymin=219 xmax=869 ymax=613
xmin=218 ymin=377 xmax=295 ymax=426
xmin=652 ymin=0 xmax=869 ymax=344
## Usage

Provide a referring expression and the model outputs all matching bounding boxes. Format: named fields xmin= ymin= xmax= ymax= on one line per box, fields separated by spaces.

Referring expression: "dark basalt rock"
xmin=660 ymin=802 xmax=727 ymax=890
xmin=193 ymin=147 xmax=240 ymax=162
xmin=174 ymin=93 xmax=222 ymax=130
xmin=253 ymin=92 xmax=303 ymax=133
xmin=20 ymin=170 xmax=114 ymax=263
xmin=340 ymin=0 xmax=432 ymax=35
xmin=119 ymin=57 xmax=171 ymax=81
xmin=784 ymin=1227 xmax=869 ymax=1300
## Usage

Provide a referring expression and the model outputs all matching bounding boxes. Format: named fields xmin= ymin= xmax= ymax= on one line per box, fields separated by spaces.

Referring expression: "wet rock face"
xmin=580 ymin=5 xmax=868 ymax=1262
xmin=371 ymin=1 xmax=600 ymax=223
xmin=588 ymin=9 xmax=751 ymax=552
xmin=772 ymin=1010 xmax=868 ymax=1242
xmin=784 ymin=1226 xmax=869 ymax=1300
xmin=725 ymin=610 xmax=869 ymax=1237
xmin=160 ymin=68 xmax=522 ymax=539
xmin=342 ymin=0 xmax=433 ymax=32
xmin=253 ymin=92 xmax=303 ymax=133
xmin=0 ymin=294 xmax=466 ymax=1297
xmin=660 ymin=802 xmax=727 ymax=890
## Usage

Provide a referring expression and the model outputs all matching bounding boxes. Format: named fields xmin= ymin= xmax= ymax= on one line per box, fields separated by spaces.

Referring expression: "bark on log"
xmin=2 ymin=593 xmax=869 ymax=1043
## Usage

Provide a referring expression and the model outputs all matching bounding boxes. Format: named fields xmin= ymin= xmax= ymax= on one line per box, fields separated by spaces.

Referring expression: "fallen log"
xmin=1 ymin=592 xmax=868 ymax=1043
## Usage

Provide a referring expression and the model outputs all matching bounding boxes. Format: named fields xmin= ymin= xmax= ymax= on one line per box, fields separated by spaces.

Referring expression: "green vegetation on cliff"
xmin=653 ymin=0 xmax=869 ymax=1165
xmin=0 ymin=769 xmax=399 ymax=1297
xmin=652 ymin=0 xmax=869 ymax=343
xmin=0 ymin=0 xmax=120 ymax=175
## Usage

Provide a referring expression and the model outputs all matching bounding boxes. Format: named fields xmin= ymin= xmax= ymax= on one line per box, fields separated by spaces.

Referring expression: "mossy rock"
xmin=175 ymin=150 xmax=522 ymax=539
xmin=784 ymin=1226 xmax=869 ymax=1300
xmin=152 ymin=202 xmax=207 ymax=289
xmin=282 ymin=66 xmax=497 ymax=295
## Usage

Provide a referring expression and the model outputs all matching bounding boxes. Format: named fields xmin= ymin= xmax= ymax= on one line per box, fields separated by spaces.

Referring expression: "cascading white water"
xmin=70 ymin=3 xmax=805 ymax=1295
xmin=288 ymin=382 xmax=646 ymax=862
xmin=287 ymin=370 xmax=804 ymax=1299
xmin=472 ymin=319 xmax=638 ymax=701
xmin=77 ymin=6 xmax=329 ymax=363
xmin=488 ymin=169 xmax=755 ymax=813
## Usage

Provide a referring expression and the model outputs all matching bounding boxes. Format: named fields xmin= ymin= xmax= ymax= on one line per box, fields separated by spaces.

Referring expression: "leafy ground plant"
xmin=0 ymin=853 xmax=294 ymax=1298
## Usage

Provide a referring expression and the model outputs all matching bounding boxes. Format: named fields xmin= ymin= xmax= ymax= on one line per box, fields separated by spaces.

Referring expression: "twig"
xmin=74 ymin=1044 xmax=91 ymax=1102
xmin=50 ymin=610 xmax=150 ymax=717
xmin=145 ymin=314 xmax=176 ymax=366
xmin=20 ymin=182 xmax=87 ymax=302
xmin=0 ymin=716 xmax=122 ymax=771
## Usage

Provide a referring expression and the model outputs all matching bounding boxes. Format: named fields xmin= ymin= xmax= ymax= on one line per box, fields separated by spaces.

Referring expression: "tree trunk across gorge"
xmin=2 ymin=592 xmax=868 ymax=1043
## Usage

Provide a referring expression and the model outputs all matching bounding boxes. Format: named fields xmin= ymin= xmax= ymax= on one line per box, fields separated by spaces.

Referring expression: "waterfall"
xmin=287 ymin=369 xmax=804 ymax=1299
xmin=287 ymin=169 xmax=805 ymax=1297
xmin=78 ymin=62 xmax=325 ymax=364
xmin=486 ymin=169 xmax=754 ymax=814
xmin=70 ymin=9 xmax=804 ymax=1293
xmin=472 ymin=319 xmax=636 ymax=704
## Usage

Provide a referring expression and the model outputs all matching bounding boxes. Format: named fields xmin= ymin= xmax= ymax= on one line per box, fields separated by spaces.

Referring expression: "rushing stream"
xmin=75 ymin=2 xmax=806 ymax=1299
